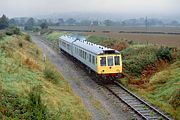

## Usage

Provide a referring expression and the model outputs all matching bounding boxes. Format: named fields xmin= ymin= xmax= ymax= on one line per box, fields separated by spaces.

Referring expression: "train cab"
xmin=96 ymin=50 xmax=122 ymax=77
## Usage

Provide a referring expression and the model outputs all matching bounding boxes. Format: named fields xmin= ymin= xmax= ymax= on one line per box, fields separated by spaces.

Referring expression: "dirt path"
xmin=31 ymin=34 xmax=141 ymax=120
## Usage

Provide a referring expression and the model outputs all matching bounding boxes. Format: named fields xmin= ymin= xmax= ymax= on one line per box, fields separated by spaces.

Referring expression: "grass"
xmin=87 ymin=34 xmax=180 ymax=119
xmin=129 ymin=61 xmax=180 ymax=119
xmin=0 ymin=32 xmax=91 ymax=119
xmin=87 ymin=35 xmax=128 ymax=51
xmin=44 ymin=31 xmax=68 ymax=41
xmin=88 ymin=96 xmax=110 ymax=119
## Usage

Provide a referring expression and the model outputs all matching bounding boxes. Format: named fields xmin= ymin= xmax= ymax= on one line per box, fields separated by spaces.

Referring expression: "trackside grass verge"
xmin=0 ymin=30 xmax=91 ymax=120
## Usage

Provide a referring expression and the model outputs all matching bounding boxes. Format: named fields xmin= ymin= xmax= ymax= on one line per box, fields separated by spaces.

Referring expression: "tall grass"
xmin=0 ymin=33 xmax=91 ymax=120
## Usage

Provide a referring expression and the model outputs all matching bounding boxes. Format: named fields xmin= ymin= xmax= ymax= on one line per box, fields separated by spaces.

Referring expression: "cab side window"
xmin=100 ymin=57 xmax=106 ymax=66
xmin=114 ymin=56 xmax=120 ymax=65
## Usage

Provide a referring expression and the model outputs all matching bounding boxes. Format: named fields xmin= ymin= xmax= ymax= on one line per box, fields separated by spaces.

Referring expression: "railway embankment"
xmin=0 ymin=28 xmax=91 ymax=120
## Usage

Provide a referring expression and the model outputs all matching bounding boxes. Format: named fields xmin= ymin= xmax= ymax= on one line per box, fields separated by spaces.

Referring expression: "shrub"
xmin=5 ymin=28 xmax=14 ymax=35
xmin=5 ymin=26 xmax=20 ymax=36
xmin=122 ymin=46 xmax=158 ymax=77
xmin=156 ymin=47 xmax=172 ymax=62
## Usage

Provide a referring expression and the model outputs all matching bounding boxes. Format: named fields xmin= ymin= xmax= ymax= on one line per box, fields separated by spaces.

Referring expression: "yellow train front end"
xmin=96 ymin=54 xmax=122 ymax=79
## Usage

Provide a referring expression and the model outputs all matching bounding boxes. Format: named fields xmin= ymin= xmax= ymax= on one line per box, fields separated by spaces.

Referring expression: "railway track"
xmin=103 ymin=81 xmax=172 ymax=120
xmin=33 ymin=34 xmax=172 ymax=120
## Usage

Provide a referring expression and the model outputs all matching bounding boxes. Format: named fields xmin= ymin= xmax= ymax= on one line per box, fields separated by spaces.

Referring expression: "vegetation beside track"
xmin=86 ymin=35 xmax=180 ymax=119
xmin=0 ymin=29 xmax=91 ymax=120
xmin=36 ymin=30 xmax=180 ymax=119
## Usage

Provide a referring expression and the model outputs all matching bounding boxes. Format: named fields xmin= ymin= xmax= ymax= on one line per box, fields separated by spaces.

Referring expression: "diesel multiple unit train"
xmin=59 ymin=35 xmax=122 ymax=79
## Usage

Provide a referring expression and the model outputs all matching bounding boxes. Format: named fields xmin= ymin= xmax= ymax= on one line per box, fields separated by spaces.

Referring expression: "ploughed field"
xmin=50 ymin=26 xmax=180 ymax=48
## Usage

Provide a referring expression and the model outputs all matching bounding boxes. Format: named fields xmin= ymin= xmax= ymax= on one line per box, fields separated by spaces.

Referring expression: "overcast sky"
xmin=1 ymin=0 xmax=180 ymax=20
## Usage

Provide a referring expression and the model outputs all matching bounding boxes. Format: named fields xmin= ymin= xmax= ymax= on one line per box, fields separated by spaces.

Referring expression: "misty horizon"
xmin=1 ymin=0 xmax=180 ymax=21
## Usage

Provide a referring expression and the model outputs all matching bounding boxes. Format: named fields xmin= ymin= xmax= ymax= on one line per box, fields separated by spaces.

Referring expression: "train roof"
xmin=59 ymin=35 xmax=120 ymax=55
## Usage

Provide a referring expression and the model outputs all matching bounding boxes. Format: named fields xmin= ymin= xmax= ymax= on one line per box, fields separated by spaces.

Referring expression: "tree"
xmin=92 ymin=21 xmax=99 ymax=26
xmin=170 ymin=20 xmax=179 ymax=26
xmin=104 ymin=19 xmax=113 ymax=26
xmin=79 ymin=20 xmax=91 ymax=26
xmin=58 ymin=18 xmax=64 ymax=25
xmin=9 ymin=18 xmax=17 ymax=26
xmin=24 ymin=17 xmax=35 ymax=30
xmin=26 ymin=18 xmax=35 ymax=26
xmin=0 ymin=14 xmax=9 ymax=29
xmin=40 ymin=23 xmax=48 ymax=29
xmin=66 ymin=18 xmax=76 ymax=25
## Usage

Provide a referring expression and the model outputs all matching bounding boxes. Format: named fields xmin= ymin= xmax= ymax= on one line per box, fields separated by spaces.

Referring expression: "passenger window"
xmin=100 ymin=57 xmax=106 ymax=66
xmin=108 ymin=56 xmax=113 ymax=66
xmin=67 ymin=44 xmax=70 ymax=50
xmin=89 ymin=54 xmax=91 ymax=62
xmin=114 ymin=56 xmax=120 ymax=65
xmin=92 ymin=56 xmax=95 ymax=65
xmin=84 ymin=52 xmax=87 ymax=60
xmin=82 ymin=51 xmax=84 ymax=58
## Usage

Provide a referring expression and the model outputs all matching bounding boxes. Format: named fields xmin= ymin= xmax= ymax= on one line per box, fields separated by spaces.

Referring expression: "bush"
xmin=122 ymin=46 xmax=158 ymax=77
xmin=40 ymin=23 xmax=48 ymax=29
xmin=5 ymin=26 xmax=20 ymax=36
xmin=5 ymin=29 xmax=13 ymax=35
xmin=156 ymin=47 xmax=172 ymax=62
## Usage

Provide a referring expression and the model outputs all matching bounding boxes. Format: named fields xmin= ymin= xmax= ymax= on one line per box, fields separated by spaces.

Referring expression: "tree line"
xmin=1 ymin=14 xmax=180 ymax=31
